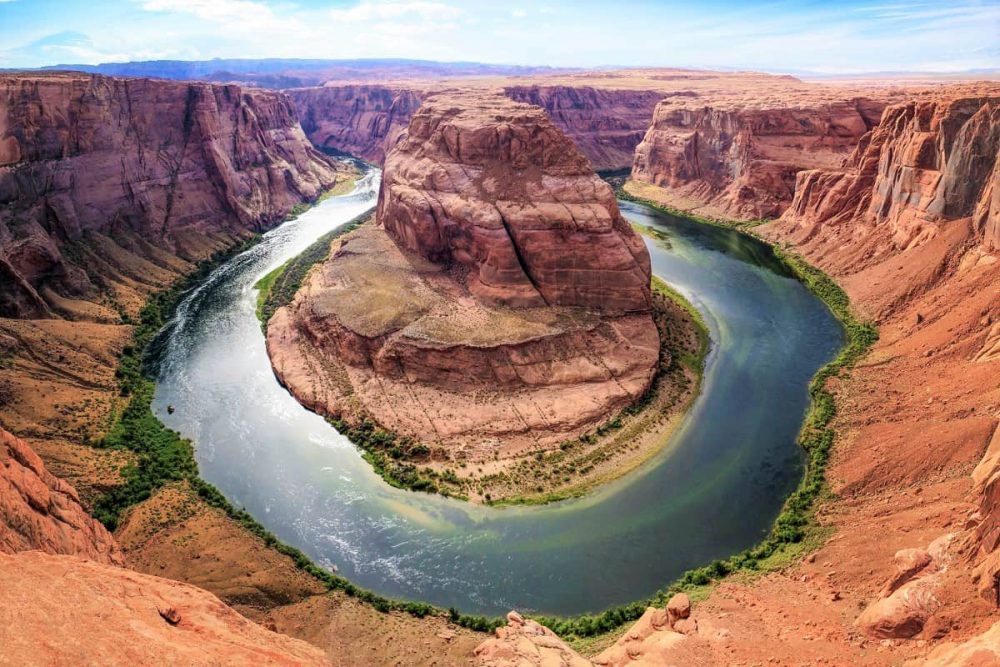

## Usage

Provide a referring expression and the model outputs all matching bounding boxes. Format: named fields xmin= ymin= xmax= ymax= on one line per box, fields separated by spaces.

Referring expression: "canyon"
xmin=0 ymin=72 xmax=341 ymax=320
xmin=0 ymin=71 xmax=483 ymax=666
xmin=265 ymin=91 xmax=695 ymax=502
xmin=286 ymin=69 xmax=883 ymax=173
xmin=1 ymin=63 xmax=999 ymax=667
xmin=489 ymin=84 xmax=999 ymax=666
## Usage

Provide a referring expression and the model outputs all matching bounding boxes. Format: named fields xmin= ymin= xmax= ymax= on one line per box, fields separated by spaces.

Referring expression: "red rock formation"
xmin=289 ymin=84 xmax=424 ymax=163
xmin=632 ymin=98 xmax=887 ymax=219
xmin=502 ymin=86 xmax=665 ymax=171
xmin=377 ymin=93 xmax=652 ymax=312
xmin=289 ymin=83 xmax=664 ymax=171
xmin=0 ymin=72 xmax=340 ymax=318
xmin=475 ymin=595 xmax=703 ymax=667
xmin=785 ymin=95 xmax=1000 ymax=254
xmin=268 ymin=92 xmax=658 ymax=452
xmin=0 ymin=551 xmax=329 ymax=666
xmin=915 ymin=621 xmax=1000 ymax=666
xmin=0 ymin=427 xmax=122 ymax=565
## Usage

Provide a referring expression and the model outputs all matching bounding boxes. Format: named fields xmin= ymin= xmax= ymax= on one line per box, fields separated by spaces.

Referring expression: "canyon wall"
xmin=268 ymin=92 xmax=658 ymax=455
xmin=289 ymin=84 xmax=424 ymax=163
xmin=0 ymin=72 xmax=340 ymax=319
xmin=502 ymin=86 xmax=666 ymax=171
xmin=289 ymin=84 xmax=664 ymax=171
xmin=785 ymin=94 xmax=1000 ymax=256
xmin=761 ymin=90 xmax=1000 ymax=658
xmin=473 ymin=86 xmax=1000 ymax=667
xmin=631 ymin=97 xmax=887 ymax=219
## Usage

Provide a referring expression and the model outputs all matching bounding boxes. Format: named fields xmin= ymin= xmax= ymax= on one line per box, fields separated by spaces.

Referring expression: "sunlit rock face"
xmin=267 ymin=92 xmax=659 ymax=452
xmin=0 ymin=72 xmax=339 ymax=318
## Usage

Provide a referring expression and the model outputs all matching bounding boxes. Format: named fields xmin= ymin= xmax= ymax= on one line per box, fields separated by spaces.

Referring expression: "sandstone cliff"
xmin=268 ymin=92 xmax=658 ymax=458
xmin=760 ymin=88 xmax=1000 ymax=658
xmin=289 ymin=83 xmax=664 ymax=171
xmin=631 ymin=97 xmax=887 ymax=219
xmin=0 ymin=426 xmax=121 ymax=564
xmin=785 ymin=94 xmax=1000 ymax=257
xmin=502 ymin=86 xmax=665 ymax=171
xmin=289 ymin=84 xmax=424 ymax=163
xmin=471 ymin=86 xmax=1000 ymax=667
xmin=0 ymin=72 xmax=340 ymax=319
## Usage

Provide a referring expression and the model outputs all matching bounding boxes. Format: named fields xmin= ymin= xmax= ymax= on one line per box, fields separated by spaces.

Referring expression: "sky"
xmin=1 ymin=0 xmax=998 ymax=74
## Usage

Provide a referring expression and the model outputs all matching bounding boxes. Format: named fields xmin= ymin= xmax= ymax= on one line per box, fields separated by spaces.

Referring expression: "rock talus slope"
xmin=268 ymin=92 xmax=658 ymax=453
xmin=0 ymin=72 xmax=340 ymax=319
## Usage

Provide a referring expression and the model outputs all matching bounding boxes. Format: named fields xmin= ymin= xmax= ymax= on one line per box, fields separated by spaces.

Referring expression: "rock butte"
xmin=267 ymin=92 xmax=659 ymax=453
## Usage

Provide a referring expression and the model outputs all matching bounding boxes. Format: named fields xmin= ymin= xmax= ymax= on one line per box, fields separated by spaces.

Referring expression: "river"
xmin=151 ymin=168 xmax=843 ymax=616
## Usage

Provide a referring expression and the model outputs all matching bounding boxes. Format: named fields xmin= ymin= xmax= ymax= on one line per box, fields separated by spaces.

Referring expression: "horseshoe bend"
xmin=263 ymin=92 xmax=706 ymax=503
xmin=0 ymin=6 xmax=999 ymax=667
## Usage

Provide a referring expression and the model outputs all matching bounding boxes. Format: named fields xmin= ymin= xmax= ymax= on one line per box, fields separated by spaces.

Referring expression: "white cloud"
xmin=329 ymin=1 xmax=463 ymax=23
xmin=142 ymin=0 xmax=273 ymax=23
xmin=511 ymin=8 xmax=526 ymax=19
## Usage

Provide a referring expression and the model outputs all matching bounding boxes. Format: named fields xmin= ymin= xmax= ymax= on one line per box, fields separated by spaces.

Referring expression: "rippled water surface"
xmin=152 ymin=172 xmax=843 ymax=616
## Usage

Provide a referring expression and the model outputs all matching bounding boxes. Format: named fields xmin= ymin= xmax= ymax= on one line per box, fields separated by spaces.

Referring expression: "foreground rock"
xmin=0 ymin=426 xmax=122 ymax=564
xmin=268 ymin=92 xmax=658 ymax=465
xmin=0 ymin=551 xmax=329 ymax=666
xmin=475 ymin=595 xmax=704 ymax=667
xmin=0 ymin=72 xmax=340 ymax=319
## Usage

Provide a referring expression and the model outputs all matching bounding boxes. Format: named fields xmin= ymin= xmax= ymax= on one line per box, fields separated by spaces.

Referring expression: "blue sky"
xmin=1 ymin=0 xmax=998 ymax=74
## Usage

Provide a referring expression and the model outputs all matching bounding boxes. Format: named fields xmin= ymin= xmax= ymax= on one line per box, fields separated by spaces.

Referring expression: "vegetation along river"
xmin=151 ymin=167 xmax=844 ymax=616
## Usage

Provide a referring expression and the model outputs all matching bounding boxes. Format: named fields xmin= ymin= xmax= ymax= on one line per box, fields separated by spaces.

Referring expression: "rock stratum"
xmin=0 ymin=426 xmax=121 ymax=564
xmin=268 ymin=92 xmax=658 ymax=456
xmin=631 ymin=97 xmax=890 ymax=219
xmin=0 ymin=72 xmax=340 ymax=319
xmin=289 ymin=83 xmax=664 ymax=171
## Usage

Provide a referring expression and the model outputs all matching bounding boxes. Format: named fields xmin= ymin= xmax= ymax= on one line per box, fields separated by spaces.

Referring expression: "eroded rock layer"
xmin=631 ymin=98 xmax=888 ymax=219
xmin=785 ymin=94 xmax=1000 ymax=255
xmin=289 ymin=83 xmax=664 ymax=170
xmin=269 ymin=92 xmax=658 ymax=452
xmin=0 ymin=426 xmax=121 ymax=565
xmin=289 ymin=84 xmax=424 ymax=164
xmin=0 ymin=72 xmax=340 ymax=319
